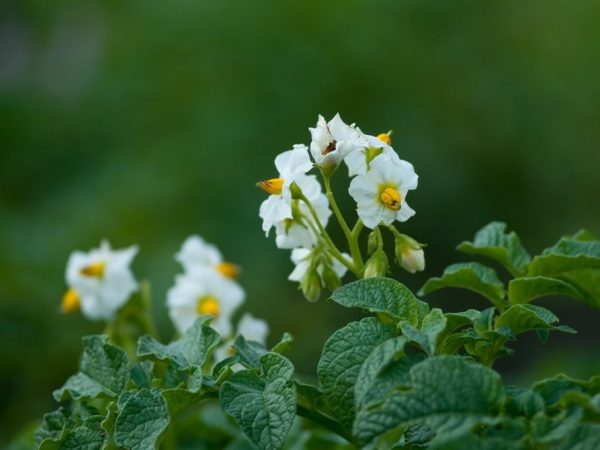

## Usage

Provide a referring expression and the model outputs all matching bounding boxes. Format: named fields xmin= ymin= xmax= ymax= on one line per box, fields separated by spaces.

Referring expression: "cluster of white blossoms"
xmin=258 ymin=113 xmax=425 ymax=300
xmin=61 ymin=237 xmax=268 ymax=349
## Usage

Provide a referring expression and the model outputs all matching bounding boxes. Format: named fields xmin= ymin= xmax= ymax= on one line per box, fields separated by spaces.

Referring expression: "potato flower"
xmin=62 ymin=240 xmax=138 ymax=321
xmin=167 ymin=270 xmax=244 ymax=337
xmin=309 ymin=113 xmax=367 ymax=171
xmin=344 ymin=132 xmax=399 ymax=177
xmin=176 ymin=235 xmax=239 ymax=279
xmin=258 ymin=144 xmax=313 ymax=233
xmin=348 ymin=153 xmax=418 ymax=229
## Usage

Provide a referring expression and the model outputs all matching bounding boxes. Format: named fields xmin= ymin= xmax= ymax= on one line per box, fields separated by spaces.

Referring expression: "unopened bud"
xmin=301 ymin=269 xmax=322 ymax=302
xmin=363 ymin=249 xmax=389 ymax=278
xmin=367 ymin=230 xmax=379 ymax=256
xmin=289 ymin=181 xmax=304 ymax=200
xmin=321 ymin=262 xmax=341 ymax=291
xmin=394 ymin=234 xmax=425 ymax=274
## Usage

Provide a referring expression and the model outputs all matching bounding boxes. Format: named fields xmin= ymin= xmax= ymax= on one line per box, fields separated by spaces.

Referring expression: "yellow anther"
xmin=377 ymin=132 xmax=392 ymax=146
xmin=380 ymin=187 xmax=402 ymax=210
xmin=61 ymin=288 xmax=81 ymax=314
xmin=257 ymin=178 xmax=284 ymax=195
xmin=196 ymin=296 xmax=220 ymax=317
xmin=216 ymin=262 xmax=240 ymax=279
xmin=80 ymin=261 xmax=106 ymax=278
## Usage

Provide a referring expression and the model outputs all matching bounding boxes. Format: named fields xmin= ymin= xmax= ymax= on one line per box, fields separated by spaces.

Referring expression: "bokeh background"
xmin=2 ymin=0 xmax=600 ymax=443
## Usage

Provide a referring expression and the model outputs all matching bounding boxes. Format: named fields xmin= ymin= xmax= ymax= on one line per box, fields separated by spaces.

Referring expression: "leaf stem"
xmin=296 ymin=404 xmax=356 ymax=446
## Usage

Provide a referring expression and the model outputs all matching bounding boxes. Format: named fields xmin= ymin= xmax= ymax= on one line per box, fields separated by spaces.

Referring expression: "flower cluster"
xmin=258 ymin=113 xmax=425 ymax=300
xmin=61 ymin=236 xmax=268 ymax=349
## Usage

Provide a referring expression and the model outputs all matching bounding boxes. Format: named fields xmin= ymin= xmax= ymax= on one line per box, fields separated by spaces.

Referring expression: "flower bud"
xmin=367 ymin=230 xmax=379 ymax=256
xmin=289 ymin=181 xmax=304 ymax=200
xmin=321 ymin=262 xmax=341 ymax=291
xmin=363 ymin=248 xmax=389 ymax=278
xmin=300 ymin=268 xmax=322 ymax=302
xmin=394 ymin=234 xmax=425 ymax=274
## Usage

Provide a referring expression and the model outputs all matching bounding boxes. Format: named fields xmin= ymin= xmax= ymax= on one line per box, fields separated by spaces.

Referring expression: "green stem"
xmin=299 ymin=195 xmax=359 ymax=276
xmin=322 ymin=174 xmax=364 ymax=272
xmin=296 ymin=404 xmax=356 ymax=446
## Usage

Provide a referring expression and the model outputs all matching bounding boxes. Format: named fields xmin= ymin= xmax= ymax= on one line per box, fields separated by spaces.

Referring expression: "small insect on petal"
xmin=62 ymin=288 xmax=81 ymax=313
xmin=257 ymin=178 xmax=284 ymax=195
xmin=380 ymin=187 xmax=402 ymax=211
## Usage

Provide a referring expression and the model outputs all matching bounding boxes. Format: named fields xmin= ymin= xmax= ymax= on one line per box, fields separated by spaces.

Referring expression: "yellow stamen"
xmin=377 ymin=132 xmax=392 ymax=146
xmin=61 ymin=288 xmax=81 ymax=314
xmin=80 ymin=261 xmax=105 ymax=278
xmin=257 ymin=178 xmax=284 ymax=195
xmin=216 ymin=262 xmax=239 ymax=279
xmin=196 ymin=296 xmax=220 ymax=317
xmin=380 ymin=187 xmax=402 ymax=211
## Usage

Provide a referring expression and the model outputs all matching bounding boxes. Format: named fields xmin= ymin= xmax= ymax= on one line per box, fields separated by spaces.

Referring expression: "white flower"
xmin=167 ymin=271 xmax=244 ymax=337
xmin=213 ymin=313 xmax=269 ymax=362
xmin=274 ymin=176 xmax=331 ymax=249
xmin=62 ymin=240 xmax=138 ymax=321
xmin=258 ymin=144 xmax=313 ymax=236
xmin=288 ymin=248 xmax=349 ymax=283
xmin=176 ymin=235 xmax=239 ymax=279
xmin=309 ymin=114 xmax=367 ymax=170
xmin=344 ymin=133 xmax=400 ymax=177
xmin=348 ymin=153 xmax=418 ymax=229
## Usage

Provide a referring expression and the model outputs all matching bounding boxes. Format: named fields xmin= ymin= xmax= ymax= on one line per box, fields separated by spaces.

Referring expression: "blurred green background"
xmin=2 ymin=0 xmax=600 ymax=443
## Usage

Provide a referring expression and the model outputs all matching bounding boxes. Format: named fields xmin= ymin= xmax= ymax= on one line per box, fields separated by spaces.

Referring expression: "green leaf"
xmin=420 ymin=262 xmax=505 ymax=308
xmin=137 ymin=316 xmax=219 ymax=369
xmin=220 ymin=352 xmax=296 ymax=450
xmin=529 ymin=238 xmax=600 ymax=277
xmin=114 ymin=388 xmax=170 ymax=450
xmin=232 ymin=334 xmax=266 ymax=369
xmin=354 ymin=336 xmax=424 ymax=409
xmin=54 ymin=335 xmax=129 ymax=401
xmin=533 ymin=374 xmax=600 ymax=407
xmin=317 ymin=317 xmax=396 ymax=430
xmin=35 ymin=408 xmax=73 ymax=447
xmin=457 ymin=222 xmax=531 ymax=276
xmin=495 ymin=304 xmax=576 ymax=336
xmin=330 ymin=278 xmax=429 ymax=325
xmin=353 ymin=356 xmax=505 ymax=446
xmin=399 ymin=308 xmax=447 ymax=356
xmin=508 ymin=276 xmax=587 ymax=305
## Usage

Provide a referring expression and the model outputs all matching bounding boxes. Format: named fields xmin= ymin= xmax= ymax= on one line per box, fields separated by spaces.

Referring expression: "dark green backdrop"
xmin=2 ymin=0 xmax=600 ymax=443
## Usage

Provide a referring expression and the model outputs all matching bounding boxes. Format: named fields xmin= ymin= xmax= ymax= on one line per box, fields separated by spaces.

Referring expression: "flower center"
xmin=379 ymin=187 xmax=402 ymax=210
xmin=196 ymin=296 xmax=220 ymax=316
xmin=376 ymin=132 xmax=392 ymax=146
xmin=80 ymin=261 xmax=105 ymax=278
xmin=216 ymin=262 xmax=239 ymax=279
xmin=62 ymin=288 xmax=81 ymax=313
xmin=323 ymin=140 xmax=337 ymax=155
xmin=257 ymin=178 xmax=284 ymax=195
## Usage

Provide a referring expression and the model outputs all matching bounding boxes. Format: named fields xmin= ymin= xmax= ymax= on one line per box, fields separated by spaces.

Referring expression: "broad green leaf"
xmin=137 ymin=316 xmax=219 ymax=369
xmin=533 ymin=374 xmax=600 ymax=407
xmin=353 ymin=356 xmax=504 ymax=446
xmin=35 ymin=408 xmax=73 ymax=447
xmin=399 ymin=308 xmax=447 ymax=356
xmin=420 ymin=262 xmax=505 ymax=308
xmin=457 ymin=222 xmax=531 ymax=276
xmin=232 ymin=334 xmax=266 ymax=369
xmin=504 ymin=387 xmax=545 ymax=418
xmin=114 ymin=388 xmax=170 ymax=450
xmin=130 ymin=360 xmax=153 ymax=388
xmin=552 ymin=423 xmax=600 ymax=450
xmin=508 ymin=276 xmax=587 ymax=305
xmin=317 ymin=317 xmax=395 ymax=430
xmin=331 ymin=278 xmax=429 ymax=325
xmin=495 ymin=304 xmax=576 ymax=336
xmin=40 ymin=418 xmax=105 ymax=450
xmin=54 ymin=336 xmax=129 ymax=401
xmin=529 ymin=238 xmax=600 ymax=277
xmin=220 ymin=352 xmax=296 ymax=450
xmin=354 ymin=336 xmax=424 ymax=409
xmin=531 ymin=406 xmax=584 ymax=444
xmin=559 ymin=269 xmax=600 ymax=310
